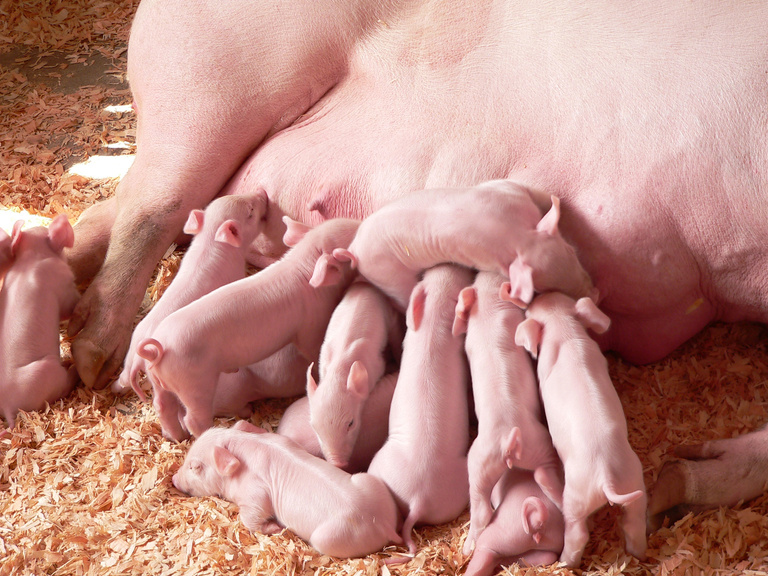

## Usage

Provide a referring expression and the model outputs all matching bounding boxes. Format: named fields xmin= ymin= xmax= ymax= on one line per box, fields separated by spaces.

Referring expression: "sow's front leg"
xmin=66 ymin=0 xmax=368 ymax=389
xmin=648 ymin=425 xmax=768 ymax=530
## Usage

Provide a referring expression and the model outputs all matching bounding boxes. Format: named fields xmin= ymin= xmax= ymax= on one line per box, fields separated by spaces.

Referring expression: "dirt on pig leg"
xmin=67 ymin=197 xmax=117 ymax=286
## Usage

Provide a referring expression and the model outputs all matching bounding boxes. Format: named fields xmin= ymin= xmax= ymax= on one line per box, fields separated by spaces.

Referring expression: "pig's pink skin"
xmin=114 ymin=192 xmax=268 ymax=399
xmin=280 ymin=372 xmax=398 ymax=473
xmin=456 ymin=271 xmax=563 ymax=554
xmin=464 ymin=469 xmax=564 ymax=576
xmin=515 ymin=292 xmax=647 ymax=568
xmin=330 ymin=181 xmax=593 ymax=311
xmin=67 ymin=1 xmax=768 ymax=516
xmin=0 ymin=228 xmax=12 ymax=282
xmin=69 ymin=0 xmax=767 ymax=399
xmin=368 ymin=264 xmax=474 ymax=554
xmin=0 ymin=216 xmax=80 ymax=428
xmin=172 ymin=424 xmax=402 ymax=557
xmin=307 ymin=280 xmax=403 ymax=468
xmin=137 ymin=218 xmax=360 ymax=440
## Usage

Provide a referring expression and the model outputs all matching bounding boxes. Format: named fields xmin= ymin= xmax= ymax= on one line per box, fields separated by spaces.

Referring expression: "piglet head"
xmin=172 ymin=429 xmax=243 ymax=498
xmin=10 ymin=215 xmax=74 ymax=257
xmin=519 ymin=196 xmax=596 ymax=304
xmin=307 ymin=360 xmax=370 ymax=469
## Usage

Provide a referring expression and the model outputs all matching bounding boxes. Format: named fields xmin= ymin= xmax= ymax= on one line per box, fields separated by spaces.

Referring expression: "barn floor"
xmin=2 ymin=2 xmax=768 ymax=575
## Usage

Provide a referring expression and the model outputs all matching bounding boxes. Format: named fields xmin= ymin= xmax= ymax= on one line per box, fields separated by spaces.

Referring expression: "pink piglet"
xmin=454 ymin=271 xmax=563 ymax=554
xmin=0 ymin=216 xmax=80 ymax=428
xmin=515 ymin=292 xmax=647 ymax=568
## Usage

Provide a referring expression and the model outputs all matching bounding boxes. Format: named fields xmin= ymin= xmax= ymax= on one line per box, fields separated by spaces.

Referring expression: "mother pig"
xmin=66 ymin=0 xmax=768 ymax=517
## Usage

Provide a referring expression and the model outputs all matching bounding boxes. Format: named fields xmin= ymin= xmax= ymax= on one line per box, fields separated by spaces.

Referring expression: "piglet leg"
xmin=648 ymin=425 xmax=768 ymax=530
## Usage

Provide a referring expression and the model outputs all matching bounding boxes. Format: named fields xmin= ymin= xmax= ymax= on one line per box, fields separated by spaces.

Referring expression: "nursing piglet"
xmin=173 ymin=421 xmax=401 ymax=557
xmin=454 ymin=271 xmax=563 ymax=554
xmin=138 ymin=217 xmax=359 ymax=439
xmin=0 ymin=216 xmax=80 ymax=428
xmin=515 ymin=292 xmax=647 ymax=567
xmin=115 ymin=192 xmax=267 ymax=398
xmin=325 ymin=180 xmax=594 ymax=309
xmin=464 ymin=469 xmax=564 ymax=576
xmin=368 ymin=264 xmax=473 ymax=554
xmin=279 ymin=371 xmax=398 ymax=473
xmin=306 ymin=279 xmax=403 ymax=468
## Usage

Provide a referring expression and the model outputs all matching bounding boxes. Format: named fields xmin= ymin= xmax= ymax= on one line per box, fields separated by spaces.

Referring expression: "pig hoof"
xmin=647 ymin=459 xmax=691 ymax=531
xmin=71 ymin=334 xmax=125 ymax=390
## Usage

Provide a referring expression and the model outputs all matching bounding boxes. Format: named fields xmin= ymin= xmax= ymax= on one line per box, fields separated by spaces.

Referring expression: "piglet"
xmin=323 ymin=179 xmax=595 ymax=310
xmin=279 ymin=371 xmax=398 ymax=473
xmin=137 ymin=217 xmax=359 ymax=439
xmin=464 ymin=469 xmax=565 ymax=576
xmin=454 ymin=271 xmax=563 ymax=554
xmin=0 ymin=216 xmax=80 ymax=428
xmin=515 ymin=292 xmax=647 ymax=568
xmin=368 ymin=264 xmax=473 ymax=554
xmin=306 ymin=279 xmax=403 ymax=468
xmin=0 ymin=227 xmax=11 ymax=282
xmin=114 ymin=192 xmax=268 ymax=398
xmin=173 ymin=421 xmax=402 ymax=558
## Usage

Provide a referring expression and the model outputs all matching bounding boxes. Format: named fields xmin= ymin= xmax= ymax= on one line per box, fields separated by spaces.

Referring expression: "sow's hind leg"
xmin=648 ymin=425 xmax=768 ymax=530
xmin=66 ymin=0 xmax=353 ymax=389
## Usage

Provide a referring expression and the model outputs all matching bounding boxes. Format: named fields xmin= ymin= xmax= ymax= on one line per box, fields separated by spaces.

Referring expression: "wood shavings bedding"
xmin=1 ymin=1 xmax=768 ymax=574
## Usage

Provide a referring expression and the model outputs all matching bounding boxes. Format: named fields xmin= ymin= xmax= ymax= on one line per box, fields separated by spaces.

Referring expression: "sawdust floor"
xmin=2 ymin=2 xmax=768 ymax=575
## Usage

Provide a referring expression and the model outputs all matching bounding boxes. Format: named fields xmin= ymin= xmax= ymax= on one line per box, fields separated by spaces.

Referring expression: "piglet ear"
xmin=407 ymin=283 xmax=427 ymax=331
xmin=452 ymin=286 xmax=476 ymax=336
xmin=306 ymin=363 xmax=318 ymax=398
xmin=331 ymin=248 xmax=358 ymax=268
xmin=521 ymin=496 xmax=549 ymax=544
xmin=213 ymin=446 xmax=242 ymax=477
xmin=515 ymin=318 xmax=542 ymax=359
xmin=282 ymin=216 xmax=312 ymax=247
xmin=183 ymin=209 xmax=205 ymax=235
xmin=10 ymin=220 xmax=24 ymax=255
xmin=347 ymin=361 xmax=369 ymax=399
xmin=502 ymin=259 xmax=534 ymax=308
xmin=48 ymin=215 xmax=75 ymax=252
xmin=215 ymin=219 xmax=243 ymax=247
xmin=536 ymin=195 xmax=561 ymax=236
xmin=574 ymin=297 xmax=611 ymax=334
xmin=309 ymin=253 xmax=346 ymax=287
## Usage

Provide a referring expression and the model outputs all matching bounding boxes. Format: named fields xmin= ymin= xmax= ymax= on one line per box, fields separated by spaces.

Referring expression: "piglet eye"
xmin=191 ymin=460 xmax=204 ymax=474
xmin=347 ymin=420 xmax=354 ymax=429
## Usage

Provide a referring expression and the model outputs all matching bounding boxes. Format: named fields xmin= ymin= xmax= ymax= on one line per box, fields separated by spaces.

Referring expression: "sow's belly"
xmin=226 ymin=2 xmax=768 ymax=364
